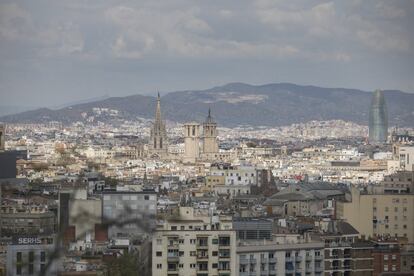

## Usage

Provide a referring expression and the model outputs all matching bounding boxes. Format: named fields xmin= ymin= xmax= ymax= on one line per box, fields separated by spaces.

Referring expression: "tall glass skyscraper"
xmin=369 ymin=90 xmax=388 ymax=143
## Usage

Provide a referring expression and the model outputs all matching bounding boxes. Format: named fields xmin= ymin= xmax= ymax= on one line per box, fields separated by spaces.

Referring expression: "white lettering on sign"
xmin=18 ymin=237 xmax=42 ymax=245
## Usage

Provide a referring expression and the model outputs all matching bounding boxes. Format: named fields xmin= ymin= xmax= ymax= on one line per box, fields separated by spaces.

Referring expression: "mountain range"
xmin=1 ymin=83 xmax=413 ymax=127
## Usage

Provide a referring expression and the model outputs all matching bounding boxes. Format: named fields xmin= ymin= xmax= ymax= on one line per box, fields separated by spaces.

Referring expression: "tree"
xmin=105 ymin=252 xmax=141 ymax=276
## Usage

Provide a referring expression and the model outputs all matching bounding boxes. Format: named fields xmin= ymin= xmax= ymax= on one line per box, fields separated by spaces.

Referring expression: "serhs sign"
xmin=13 ymin=237 xmax=42 ymax=245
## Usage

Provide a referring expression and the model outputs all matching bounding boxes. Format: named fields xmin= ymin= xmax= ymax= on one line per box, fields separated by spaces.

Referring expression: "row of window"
xmin=373 ymin=207 xmax=408 ymax=212
xmin=16 ymin=251 xmax=46 ymax=275
xmin=156 ymin=262 xmax=228 ymax=269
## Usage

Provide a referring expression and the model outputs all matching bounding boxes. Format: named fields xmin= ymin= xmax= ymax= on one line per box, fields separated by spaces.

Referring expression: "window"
xmin=171 ymin=226 xmax=177 ymax=230
xmin=179 ymin=264 xmax=184 ymax=268
xmin=29 ymin=264 xmax=34 ymax=275
xmin=392 ymin=265 xmax=396 ymax=271
xmin=384 ymin=264 xmax=388 ymax=272
xmin=190 ymin=239 xmax=196 ymax=244
xmin=180 ymin=226 xmax=185 ymax=230
xmin=190 ymin=264 xmax=196 ymax=268
xmin=157 ymin=264 xmax=162 ymax=269
xmin=29 ymin=251 xmax=34 ymax=262
xmin=16 ymin=252 xmax=22 ymax=262
xmin=385 ymin=207 xmax=389 ymax=212
xmin=212 ymin=239 xmax=218 ymax=244
xmin=212 ymin=251 xmax=218 ymax=256
xmin=144 ymin=195 xmax=150 ymax=200
xmin=16 ymin=264 xmax=22 ymax=275
xmin=212 ymin=263 xmax=218 ymax=268
xmin=190 ymin=251 xmax=196 ymax=256
xmin=179 ymin=239 xmax=184 ymax=244
xmin=156 ymin=251 xmax=162 ymax=257
xmin=394 ymin=207 xmax=398 ymax=212
xmin=384 ymin=255 xmax=389 ymax=260
xmin=156 ymin=239 xmax=162 ymax=245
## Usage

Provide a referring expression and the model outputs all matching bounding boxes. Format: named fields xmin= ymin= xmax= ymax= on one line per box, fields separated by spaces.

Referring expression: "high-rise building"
xmin=0 ymin=124 xmax=5 ymax=151
xmin=369 ymin=90 xmax=388 ymax=143
xmin=183 ymin=122 xmax=201 ymax=163
xmin=202 ymin=108 xmax=219 ymax=154
xmin=149 ymin=93 xmax=168 ymax=158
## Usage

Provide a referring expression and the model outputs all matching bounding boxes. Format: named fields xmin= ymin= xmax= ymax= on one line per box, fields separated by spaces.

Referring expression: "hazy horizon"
xmin=1 ymin=0 xmax=414 ymax=107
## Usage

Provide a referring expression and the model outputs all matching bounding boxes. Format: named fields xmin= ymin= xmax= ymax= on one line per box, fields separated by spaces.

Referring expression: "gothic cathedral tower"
xmin=202 ymin=108 xmax=218 ymax=154
xmin=149 ymin=93 xmax=168 ymax=158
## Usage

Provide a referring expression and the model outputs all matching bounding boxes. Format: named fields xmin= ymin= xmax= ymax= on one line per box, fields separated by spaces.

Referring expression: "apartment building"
xmin=371 ymin=239 xmax=401 ymax=276
xmin=6 ymin=236 xmax=59 ymax=276
xmin=152 ymin=207 xmax=237 ymax=276
xmin=315 ymin=220 xmax=374 ymax=276
xmin=236 ymin=237 xmax=324 ymax=276
xmin=336 ymin=186 xmax=414 ymax=243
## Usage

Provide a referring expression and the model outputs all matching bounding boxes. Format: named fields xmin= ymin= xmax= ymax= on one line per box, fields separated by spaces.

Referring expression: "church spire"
xmin=205 ymin=107 xmax=214 ymax=124
xmin=155 ymin=92 xmax=162 ymax=124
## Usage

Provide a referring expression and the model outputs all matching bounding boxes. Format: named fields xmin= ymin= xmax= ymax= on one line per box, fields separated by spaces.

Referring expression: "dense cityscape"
xmin=1 ymin=1 xmax=414 ymax=275
xmin=0 ymin=89 xmax=413 ymax=276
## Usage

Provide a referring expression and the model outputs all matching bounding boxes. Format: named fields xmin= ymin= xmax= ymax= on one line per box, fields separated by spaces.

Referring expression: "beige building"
xmin=392 ymin=144 xmax=414 ymax=171
xmin=337 ymin=186 xmax=414 ymax=243
xmin=183 ymin=122 xmax=201 ymax=164
xmin=152 ymin=207 xmax=237 ymax=276
xmin=202 ymin=109 xmax=219 ymax=154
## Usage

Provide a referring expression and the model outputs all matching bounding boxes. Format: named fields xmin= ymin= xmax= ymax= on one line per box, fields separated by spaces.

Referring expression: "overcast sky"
xmin=1 ymin=0 xmax=413 ymax=107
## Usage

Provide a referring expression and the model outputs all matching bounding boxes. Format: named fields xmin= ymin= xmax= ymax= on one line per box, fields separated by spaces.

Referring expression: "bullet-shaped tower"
xmin=369 ymin=90 xmax=388 ymax=144
xmin=0 ymin=124 xmax=5 ymax=151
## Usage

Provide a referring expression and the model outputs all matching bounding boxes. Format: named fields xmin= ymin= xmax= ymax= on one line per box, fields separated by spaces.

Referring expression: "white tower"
xmin=183 ymin=122 xmax=200 ymax=163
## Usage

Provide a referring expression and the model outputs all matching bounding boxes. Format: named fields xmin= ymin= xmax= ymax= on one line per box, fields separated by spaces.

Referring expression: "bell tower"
xmin=202 ymin=108 xmax=218 ymax=154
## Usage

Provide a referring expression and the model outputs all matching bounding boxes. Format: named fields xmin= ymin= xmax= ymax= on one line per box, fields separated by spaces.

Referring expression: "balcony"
xmin=314 ymin=255 xmax=323 ymax=261
xmin=268 ymin=258 xmax=276 ymax=263
xmin=285 ymin=267 xmax=295 ymax=273
xmin=167 ymin=243 xmax=179 ymax=249
xmin=285 ymin=257 xmax=294 ymax=262
xmin=239 ymin=272 xmax=249 ymax=276
xmin=305 ymin=255 xmax=312 ymax=261
xmin=261 ymin=258 xmax=268 ymax=263
xmin=249 ymin=258 xmax=257 ymax=264
xmin=197 ymin=254 xmax=209 ymax=259
xmin=315 ymin=266 xmax=323 ymax=272
xmin=295 ymin=256 xmax=303 ymax=262
xmin=167 ymin=255 xmax=179 ymax=262
xmin=196 ymin=239 xmax=208 ymax=248
xmin=240 ymin=258 xmax=249 ymax=265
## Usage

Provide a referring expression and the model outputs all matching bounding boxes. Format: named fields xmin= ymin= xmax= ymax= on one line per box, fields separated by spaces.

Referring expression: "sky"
xmin=0 ymin=0 xmax=413 ymax=108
